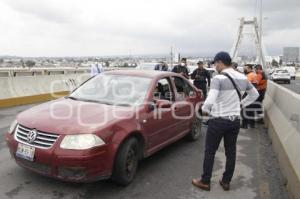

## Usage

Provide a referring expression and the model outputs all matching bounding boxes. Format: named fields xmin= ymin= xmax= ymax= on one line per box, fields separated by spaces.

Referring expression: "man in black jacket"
xmin=191 ymin=61 xmax=211 ymax=99
xmin=172 ymin=58 xmax=189 ymax=78
xmin=154 ymin=61 xmax=168 ymax=71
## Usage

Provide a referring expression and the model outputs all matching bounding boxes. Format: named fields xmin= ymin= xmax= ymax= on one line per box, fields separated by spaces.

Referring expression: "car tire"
xmin=287 ymin=80 xmax=291 ymax=84
xmin=187 ymin=117 xmax=202 ymax=141
xmin=112 ymin=137 xmax=139 ymax=186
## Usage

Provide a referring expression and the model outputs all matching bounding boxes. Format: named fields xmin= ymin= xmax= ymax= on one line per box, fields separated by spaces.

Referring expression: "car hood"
xmin=17 ymin=98 xmax=137 ymax=135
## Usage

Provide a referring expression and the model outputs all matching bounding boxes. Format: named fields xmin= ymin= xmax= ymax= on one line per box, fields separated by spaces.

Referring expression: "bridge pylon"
xmin=230 ymin=17 xmax=266 ymax=68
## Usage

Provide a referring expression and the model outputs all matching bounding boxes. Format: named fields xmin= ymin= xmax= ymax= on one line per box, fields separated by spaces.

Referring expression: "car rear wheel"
xmin=187 ymin=117 xmax=202 ymax=141
xmin=112 ymin=137 xmax=139 ymax=186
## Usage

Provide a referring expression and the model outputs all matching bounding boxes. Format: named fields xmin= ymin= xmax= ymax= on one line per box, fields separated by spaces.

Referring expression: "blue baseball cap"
xmin=211 ymin=51 xmax=232 ymax=66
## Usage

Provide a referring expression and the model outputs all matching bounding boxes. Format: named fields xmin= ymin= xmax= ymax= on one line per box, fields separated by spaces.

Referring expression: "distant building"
xmin=283 ymin=47 xmax=299 ymax=63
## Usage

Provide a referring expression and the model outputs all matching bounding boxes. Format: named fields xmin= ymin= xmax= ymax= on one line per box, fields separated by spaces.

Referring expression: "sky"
xmin=0 ymin=0 xmax=299 ymax=57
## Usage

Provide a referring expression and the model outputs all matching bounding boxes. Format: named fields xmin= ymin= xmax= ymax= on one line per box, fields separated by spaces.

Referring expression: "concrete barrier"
xmin=264 ymin=80 xmax=300 ymax=198
xmin=0 ymin=67 xmax=132 ymax=77
xmin=296 ymin=71 xmax=300 ymax=80
xmin=0 ymin=67 xmax=132 ymax=107
xmin=0 ymin=73 xmax=90 ymax=108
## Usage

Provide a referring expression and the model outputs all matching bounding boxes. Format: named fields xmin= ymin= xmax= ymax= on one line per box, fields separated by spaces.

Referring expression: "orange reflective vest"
xmin=247 ymin=71 xmax=258 ymax=87
xmin=256 ymin=70 xmax=267 ymax=90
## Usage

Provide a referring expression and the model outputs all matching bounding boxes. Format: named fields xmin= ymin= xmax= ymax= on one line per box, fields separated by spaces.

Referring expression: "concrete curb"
xmin=264 ymin=80 xmax=300 ymax=199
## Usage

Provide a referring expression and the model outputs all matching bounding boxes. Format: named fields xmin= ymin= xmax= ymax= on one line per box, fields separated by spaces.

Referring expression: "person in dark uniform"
xmin=231 ymin=62 xmax=238 ymax=71
xmin=155 ymin=61 xmax=168 ymax=71
xmin=172 ymin=58 xmax=189 ymax=78
xmin=191 ymin=61 xmax=211 ymax=99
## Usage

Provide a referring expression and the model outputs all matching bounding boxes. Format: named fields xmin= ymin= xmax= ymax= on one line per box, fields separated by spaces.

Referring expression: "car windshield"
xmin=275 ymin=70 xmax=288 ymax=73
xmin=136 ymin=63 xmax=156 ymax=70
xmin=69 ymin=74 xmax=152 ymax=106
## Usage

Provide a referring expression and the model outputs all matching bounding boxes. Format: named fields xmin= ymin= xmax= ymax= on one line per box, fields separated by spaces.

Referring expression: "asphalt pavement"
xmin=280 ymin=79 xmax=300 ymax=94
xmin=0 ymin=104 xmax=289 ymax=199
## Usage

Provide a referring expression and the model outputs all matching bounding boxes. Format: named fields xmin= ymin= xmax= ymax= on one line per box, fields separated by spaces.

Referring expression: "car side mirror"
xmin=146 ymin=103 xmax=155 ymax=112
xmin=156 ymin=99 xmax=172 ymax=109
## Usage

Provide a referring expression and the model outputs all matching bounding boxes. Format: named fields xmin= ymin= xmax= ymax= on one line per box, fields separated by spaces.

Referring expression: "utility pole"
xmin=170 ymin=46 xmax=173 ymax=68
xmin=259 ymin=0 xmax=263 ymax=65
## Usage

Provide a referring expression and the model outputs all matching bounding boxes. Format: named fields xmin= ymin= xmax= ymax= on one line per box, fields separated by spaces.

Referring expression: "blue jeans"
xmin=201 ymin=118 xmax=240 ymax=184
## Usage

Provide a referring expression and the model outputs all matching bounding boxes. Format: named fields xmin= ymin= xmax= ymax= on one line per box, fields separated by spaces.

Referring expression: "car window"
xmin=153 ymin=78 xmax=174 ymax=101
xmin=275 ymin=70 xmax=288 ymax=73
xmin=172 ymin=76 xmax=194 ymax=101
xmin=70 ymin=74 xmax=152 ymax=106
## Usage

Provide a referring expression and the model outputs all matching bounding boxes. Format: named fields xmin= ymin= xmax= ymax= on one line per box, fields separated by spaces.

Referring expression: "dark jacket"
xmin=154 ymin=64 xmax=168 ymax=71
xmin=172 ymin=65 xmax=189 ymax=78
xmin=191 ymin=68 xmax=211 ymax=87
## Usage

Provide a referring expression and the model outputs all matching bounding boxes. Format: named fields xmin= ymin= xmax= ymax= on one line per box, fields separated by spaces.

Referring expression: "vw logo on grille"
xmin=27 ymin=129 xmax=38 ymax=144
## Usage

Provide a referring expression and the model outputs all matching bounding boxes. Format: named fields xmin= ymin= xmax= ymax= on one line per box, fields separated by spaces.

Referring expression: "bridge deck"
xmin=0 ymin=104 xmax=289 ymax=199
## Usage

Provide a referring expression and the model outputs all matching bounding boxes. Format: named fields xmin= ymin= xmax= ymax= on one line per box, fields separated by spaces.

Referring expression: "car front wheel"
xmin=187 ymin=117 xmax=202 ymax=141
xmin=112 ymin=137 xmax=139 ymax=186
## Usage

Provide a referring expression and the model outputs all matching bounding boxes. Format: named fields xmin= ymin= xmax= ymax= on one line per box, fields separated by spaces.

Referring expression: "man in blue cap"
xmin=192 ymin=52 xmax=259 ymax=191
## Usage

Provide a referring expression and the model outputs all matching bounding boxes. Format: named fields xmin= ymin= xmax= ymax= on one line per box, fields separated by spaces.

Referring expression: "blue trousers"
xmin=201 ymin=118 xmax=240 ymax=184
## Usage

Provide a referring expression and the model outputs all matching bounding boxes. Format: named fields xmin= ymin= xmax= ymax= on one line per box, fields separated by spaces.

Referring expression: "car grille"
xmin=14 ymin=124 xmax=60 ymax=149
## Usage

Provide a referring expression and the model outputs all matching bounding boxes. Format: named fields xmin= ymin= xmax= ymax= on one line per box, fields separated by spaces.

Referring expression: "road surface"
xmin=0 ymin=104 xmax=289 ymax=199
xmin=280 ymin=79 xmax=300 ymax=94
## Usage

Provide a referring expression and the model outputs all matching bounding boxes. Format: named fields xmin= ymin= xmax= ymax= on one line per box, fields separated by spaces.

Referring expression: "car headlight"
xmin=9 ymin=119 xmax=18 ymax=134
xmin=60 ymin=134 xmax=105 ymax=150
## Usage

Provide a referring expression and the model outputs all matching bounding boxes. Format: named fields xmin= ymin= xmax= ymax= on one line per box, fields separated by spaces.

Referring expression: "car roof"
xmin=104 ymin=69 xmax=177 ymax=78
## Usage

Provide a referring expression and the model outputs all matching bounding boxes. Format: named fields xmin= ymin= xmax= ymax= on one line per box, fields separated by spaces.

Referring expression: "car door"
xmin=141 ymin=77 xmax=177 ymax=150
xmin=171 ymin=76 xmax=197 ymax=135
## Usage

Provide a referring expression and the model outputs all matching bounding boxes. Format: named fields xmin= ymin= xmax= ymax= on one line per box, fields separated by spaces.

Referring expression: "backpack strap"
xmin=221 ymin=72 xmax=242 ymax=101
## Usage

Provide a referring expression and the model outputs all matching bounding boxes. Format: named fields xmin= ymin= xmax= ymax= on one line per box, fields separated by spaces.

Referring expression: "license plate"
xmin=16 ymin=143 xmax=35 ymax=161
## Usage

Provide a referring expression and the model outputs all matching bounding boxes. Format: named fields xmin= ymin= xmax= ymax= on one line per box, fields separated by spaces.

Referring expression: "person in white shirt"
xmin=192 ymin=52 xmax=259 ymax=191
xmin=90 ymin=63 xmax=104 ymax=76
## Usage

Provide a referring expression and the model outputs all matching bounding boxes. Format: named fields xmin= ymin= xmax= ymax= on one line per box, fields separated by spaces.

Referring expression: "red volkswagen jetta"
xmin=6 ymin=70 xmax=203 ymax=185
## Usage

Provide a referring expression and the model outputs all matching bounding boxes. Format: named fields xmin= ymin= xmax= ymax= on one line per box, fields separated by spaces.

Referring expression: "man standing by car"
xmin=192 ymin=52 xmax=258 ymax=191
xmin=191 ymin=61 xmax=211 ymax=99
xmin=241 ymin=64 xmax=258 ymax=129
xmin=172 ymin=58 xmax=189 ymax=78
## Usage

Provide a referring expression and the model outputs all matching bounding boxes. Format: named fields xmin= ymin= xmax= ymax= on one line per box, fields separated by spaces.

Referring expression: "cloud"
xmin=2 ymin=0 xmax=78 ymax=24
xmin=226 ymin=0 xmax=300 ymax=32
xmin=0 ymin=0 xmax=299 ymax=56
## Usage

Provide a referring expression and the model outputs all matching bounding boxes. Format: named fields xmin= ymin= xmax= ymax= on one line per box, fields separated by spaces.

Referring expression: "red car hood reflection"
xmin=17 ymin=98 xmax=135 ymax=135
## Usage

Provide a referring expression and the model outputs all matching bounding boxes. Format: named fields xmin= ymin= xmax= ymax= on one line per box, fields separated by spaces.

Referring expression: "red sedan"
xmin=6 ymin=70 xmax=203 ymax=185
